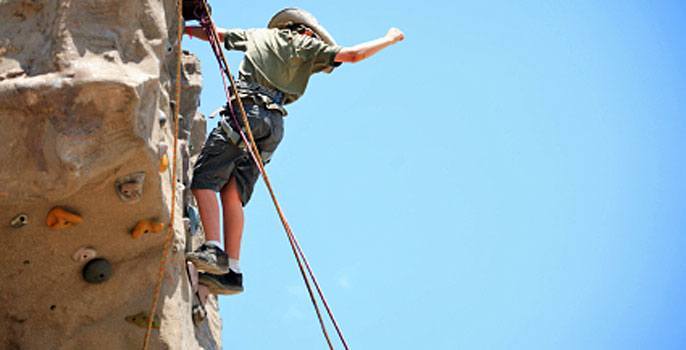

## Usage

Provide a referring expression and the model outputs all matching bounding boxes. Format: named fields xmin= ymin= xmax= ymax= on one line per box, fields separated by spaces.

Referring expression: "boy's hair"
xmin=283 ymin=22 xmax=320 ymax=40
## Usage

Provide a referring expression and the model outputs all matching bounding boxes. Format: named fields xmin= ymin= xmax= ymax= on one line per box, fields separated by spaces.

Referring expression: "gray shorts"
xmin=190 ymin=100 xmax=284 ymax=205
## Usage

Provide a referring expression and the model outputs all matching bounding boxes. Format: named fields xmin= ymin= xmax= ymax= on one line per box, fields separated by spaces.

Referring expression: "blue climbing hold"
xmin=186 ymin=205 xmax=200 ymax=235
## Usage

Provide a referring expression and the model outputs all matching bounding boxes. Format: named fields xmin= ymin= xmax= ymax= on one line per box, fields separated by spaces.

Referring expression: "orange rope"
xmin=141 ymin=0 xmax=184 ymax=348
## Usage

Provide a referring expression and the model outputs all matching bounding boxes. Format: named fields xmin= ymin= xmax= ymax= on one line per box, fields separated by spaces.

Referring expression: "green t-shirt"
xmin=224 ymin=28 xmax=341 ymax=105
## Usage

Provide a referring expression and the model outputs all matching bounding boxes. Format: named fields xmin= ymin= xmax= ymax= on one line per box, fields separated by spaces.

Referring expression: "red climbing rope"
xmin=197 ymin=1 xmax=350 ymax=349
xmin=142 ymin=0 xmax=184 ymax=348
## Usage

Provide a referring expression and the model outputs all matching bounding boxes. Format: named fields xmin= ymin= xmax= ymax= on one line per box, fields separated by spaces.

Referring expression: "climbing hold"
xmin=115 ymin=172 xmax=145 ymax=203
xmin=46 ymin=207 xmax=82 ymax=230
xmin=117 ymin=182 xmax=143 ymax=203
xmin=172 ymin=238 xmax=184 ymax=254
xmin=10 ymin=214 xmax=29 ymax=228
xmin=72 ymin=246 xmax=97 ymax=263
xmin=125 ymin=312 xmax=161 ymax=329
xmin=82 ymin=258 xmax=112 ymax=284
xmin=158 ymin=141 xmax=169 ymax=172
xmin=159 ymin=142 xmax=169 ymax=155
xmin=192 ymin=304 xmax=207 ymax=326
xmin=159 ymin=154 xmax=169 ymax=172
xmin=185 ymin=205 xmax=200 ymax=235
xmin=131 ymin=219 xmax=164 ymax=239
xmin=159 ymin=111 xmax=168 ymax=126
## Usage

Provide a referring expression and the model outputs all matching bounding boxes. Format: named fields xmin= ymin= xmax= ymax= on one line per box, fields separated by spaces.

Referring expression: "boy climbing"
xmin=185 ymin=8 xmax=404 ymax=294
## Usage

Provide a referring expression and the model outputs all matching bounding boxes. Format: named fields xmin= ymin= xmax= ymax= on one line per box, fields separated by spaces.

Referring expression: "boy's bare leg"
xmin=220 ymin=177 xmax=244 ymax=260
xmin=193 ymin=178 xmax=245 ymax=293
xmin=192 ymin=189 xmax=221 ymax=243
xmin=188 ymin=188 xmax=230 ymax=274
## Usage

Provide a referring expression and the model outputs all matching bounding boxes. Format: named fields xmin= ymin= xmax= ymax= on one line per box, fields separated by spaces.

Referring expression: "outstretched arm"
xmin=184 ymin=25 xmax=228 ymax=42
xmin=335 ymin=28 xmax=405 ymax=63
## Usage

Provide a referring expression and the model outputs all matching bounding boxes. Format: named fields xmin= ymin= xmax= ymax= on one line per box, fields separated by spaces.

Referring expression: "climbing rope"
xmin=139 ymin=1 xmax=350 ymax=348
xmin=197 ymin=1 xmax=350 ymax=349
xmin=141 ymin=0 xmax=184 ymax=348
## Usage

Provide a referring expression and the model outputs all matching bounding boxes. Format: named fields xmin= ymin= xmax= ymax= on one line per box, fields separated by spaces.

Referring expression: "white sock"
xmin=205 ymin=240 xmax=222 ymax=250
xmin=229 ymin=258 xmax=241 ymax=273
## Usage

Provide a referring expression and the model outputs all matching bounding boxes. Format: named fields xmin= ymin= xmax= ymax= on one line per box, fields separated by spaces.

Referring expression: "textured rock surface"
xmin=0 ymin=0 xmax=219 ymax=349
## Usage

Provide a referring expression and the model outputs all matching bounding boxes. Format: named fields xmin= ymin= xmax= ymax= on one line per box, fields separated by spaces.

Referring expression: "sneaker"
xmin=199 ymin=270 xmax=244 ymax=295
xmin=186 ymin=243 xmax=229 ymax=274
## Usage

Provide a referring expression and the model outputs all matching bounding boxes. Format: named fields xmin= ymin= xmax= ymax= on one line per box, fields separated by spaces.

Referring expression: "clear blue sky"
xmin=183 ymin=1 xmax=686 ymax=349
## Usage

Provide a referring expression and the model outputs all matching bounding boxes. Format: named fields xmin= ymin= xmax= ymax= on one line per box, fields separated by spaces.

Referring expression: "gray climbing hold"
xmin=172 ymin=238 xmax=184 ymax=254
xmin=82 ymin=258 xmax=112 ymax=284
xmin=159 ymin=111 xmax=168 ymax=126
xmin=192 ymin=304 xmax=207 ymax=326
xmin=185 ymin=205 xmax=200 ymax=235
xmin=115 ymin=172 xmax=145 ymax=203
xmin=72 ymin=247 xmax=97 ymax=263
xmin=10 ymin=214 xmax=28 ymax=228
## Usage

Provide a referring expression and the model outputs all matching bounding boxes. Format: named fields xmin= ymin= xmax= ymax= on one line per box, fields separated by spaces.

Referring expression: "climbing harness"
xmin=217 ymin=118 xmax=274 ymax=163
xmin=217 ymin=79 xmax=285 ymax=160
xmin=194 ymin=1 xmax=350 ymax=349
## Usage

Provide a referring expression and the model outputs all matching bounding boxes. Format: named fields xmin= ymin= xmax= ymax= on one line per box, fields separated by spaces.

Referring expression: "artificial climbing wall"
xmin=0 ymin=0 xmax=219 ymax=348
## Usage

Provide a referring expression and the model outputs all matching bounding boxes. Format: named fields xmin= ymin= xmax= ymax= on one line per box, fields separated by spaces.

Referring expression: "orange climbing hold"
xmin=131 ymin=220 xmax=165 ymax=239
xmin=46 ymin=207 xmax=83 ymax=230
xmin=159 ymin=154 xmax=169 ymax=172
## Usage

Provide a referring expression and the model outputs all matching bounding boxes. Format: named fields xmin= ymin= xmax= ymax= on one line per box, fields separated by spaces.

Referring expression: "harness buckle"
xmin=219 ymin=118 xmax=246 ymax=149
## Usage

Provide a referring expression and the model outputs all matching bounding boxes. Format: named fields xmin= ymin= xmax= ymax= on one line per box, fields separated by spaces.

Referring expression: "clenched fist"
xmin=386 ymin=28 xmax=405 ymax=43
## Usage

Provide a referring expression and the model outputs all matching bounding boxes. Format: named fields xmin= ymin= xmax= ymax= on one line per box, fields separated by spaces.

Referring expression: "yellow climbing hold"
xmin=46 ymin=207 xmax=83 ymax=230
xmin=131 ymin=219 xmax=164 ymax=239
xmin=125 ymin=312 xmax=160 ymax=329
xmin=159 ymin=154 xmax=169 ymax=172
